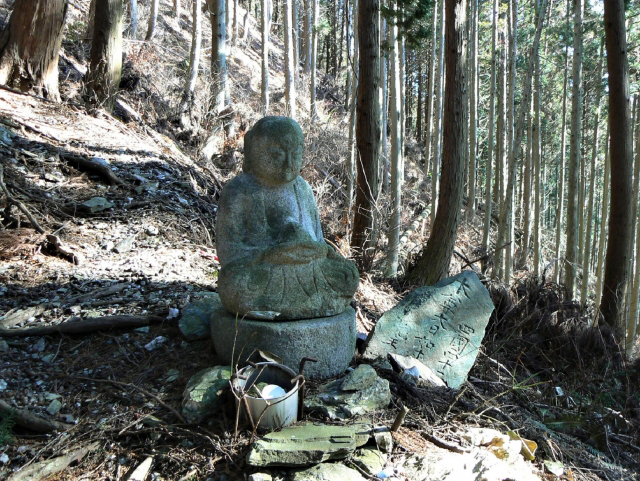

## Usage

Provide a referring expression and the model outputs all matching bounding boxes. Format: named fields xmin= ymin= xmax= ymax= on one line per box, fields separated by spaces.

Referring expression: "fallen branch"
xmin=0 ymin=312 xmax=169 ymax=338
xmin=46 ymin=234 xmax=84 ymax=265
xmin=7 ymin=442 xmax=99 ymax=481
xmin=74 ymin=376 xmax=185 ymax=423
xmin=60 ymin=153 xmax=125 ymax=186
xmin=0 ymin=164 xmax=46 ymax=234
xmin=0 ymin=400 xmax=73 ymax=433
xmin=314 ymin=165 xmax=347 ymax=198
xmin=0 ymin=305 xmax=47 ymax=328
xmin=419 ymin=430 xmax=470 ymax=454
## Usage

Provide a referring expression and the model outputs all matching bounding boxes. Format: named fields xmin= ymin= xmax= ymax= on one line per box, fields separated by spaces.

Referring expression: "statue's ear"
xmin=243 ymin=130 xmax=253 ymax=172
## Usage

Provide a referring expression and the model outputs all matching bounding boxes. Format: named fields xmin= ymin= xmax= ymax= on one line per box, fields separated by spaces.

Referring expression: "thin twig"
xmin=0 ymin=164 xmax=46 ymax=234
xmin=73 ymin=376 xmax=186 ymax=423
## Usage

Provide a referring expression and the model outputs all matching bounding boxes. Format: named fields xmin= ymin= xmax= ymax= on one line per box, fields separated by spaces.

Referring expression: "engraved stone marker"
xmin=363 ymin=271 xmax=494 ymax=389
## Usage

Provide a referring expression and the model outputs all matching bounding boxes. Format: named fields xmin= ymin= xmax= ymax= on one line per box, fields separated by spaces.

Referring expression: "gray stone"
xmin=248 ymin=473 xmax=273 ymax=481
xmin=246 ymin=422 xmax=370 ymax=467
xmin=216 ymin=117 xmax=358 ymax=320
xmin=210 ymin=307 xmax=356 ymax=380
xmin=363 ymin=271 xmax=494 ymax=389
xmin=388 ymin=353 xmax=446 ymax=388
xmin=46 ymin=399 xmax=62 ymax=416
xmin=113 ymin=235 xmax=136 ymax=254
xmin=289 ymin=463 xmax=367 ymax=481
xmin=180 ymin=292 xmax=223 ymax=340
xmin=81 ymin=197 xmax=113 ymax=213
xmin=342 ymin=364 xmax=377 ymax=391
xmin=182 ymin=366 xmax=231 ymax=423
xmin=351 ymin=447 xmax=387 ymax=475
xmin=396 ymin=445 xmax=541 ymax=481
xmin=304 ymin=368 xmax=391 ymax=419
xmin=372 ymin=426 xmax=394 ymax=454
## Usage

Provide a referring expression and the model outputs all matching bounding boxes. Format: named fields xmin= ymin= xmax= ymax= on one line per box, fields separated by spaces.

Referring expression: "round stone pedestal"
xmin=210 ymin=307 xmax=356 ymax=379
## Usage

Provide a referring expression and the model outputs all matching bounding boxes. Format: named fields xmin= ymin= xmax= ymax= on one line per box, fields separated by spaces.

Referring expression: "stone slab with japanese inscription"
xmin=363 ymin=271 xmax=494 ymax=389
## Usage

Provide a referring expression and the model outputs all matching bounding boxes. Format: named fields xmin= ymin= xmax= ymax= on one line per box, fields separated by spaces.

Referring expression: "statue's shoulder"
xmin=220 ymin=173 xmax=261 ymax=201
xmin=294 ymin=175 xmax=314 ymax=194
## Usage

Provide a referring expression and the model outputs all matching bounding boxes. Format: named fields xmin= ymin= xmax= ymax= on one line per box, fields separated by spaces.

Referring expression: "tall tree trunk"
xmin=128 ymin=0 xmax=139 ymax=38
xmin=346 ymin=0 xmax=359 ymax=231
xmin=595 ymin=122 xmax=610 ymax=307
xmin=310 ymin=0 xmax=318 ymax=118
xmin=407 ymin=0 xmax=467 ymax=286
xmin=243 ymin=0 xmax=252 ymax=39
xmin=261 ymin=0 xmax=271 ymax=113
xmin=430 ymin=0 xmax=445 ymax=226
xmin=146 ymin=0 xmax=159 ymax=40
xmin=379 ymin=9 xmax=389 ymax=193
xmin=482 ymin=0 xmax=498 ymax=254
xmin=87 ymin=0 xmax=97 ymax=40
xmin=345 ymin=1 xmax=352 ymax=110
xmin=555 ymin=0 xmax=571 ymax=284
xmin=494 ymin=28 xmax=507 ymax=279
xmin=174 ymin=0 xmax=181 ymax=18
xmin=351 ymin=0 xmax=380 ymax=270
xmin=521 ymin=100 xmax=533 ymax=268
xmin=416 ymin=60 xmax=423 ymax=143
xmin=628 ymin=116 xmax=640 ymax=354
xmin=294 ymin=0 xmax=299 ymax=84
xmin=423 ymin=0 xmax=438 ymax=187
xmin=0 ymin=0 xmax=68 ymax=101
xmin=580 ymin=41 xmax=603 ymax=306
xmin=600 ymin=0 xmax=634 ymax=333
xmin=209 ymin=0 xmax=228 ymax=113
xmin=385 ymin=0 xmax=402 ymax=278
xmin=346 ymin=0 xmax=359 ymax=233
xmin=504 ymin=0 xmax=517 ymax=282
xmin=304 ymin=0 xmax=312 ymax=73
xmin=284 ymin=0 xmax=296 ymax=118
xmin=533 ymin=39 xmax=541 ymax=278
xmin=179 ymin=0 xmax=202 ymax=124
xmin=465 ymin=0 xmax=478 ymax=222
xmin=533 ymin=56 xmax=541 ymax=278
xmin=87 ymin=0 xmax=123 ymax=113
xmin=494 ymin=0 xmax=548 ymax=281
xmin=232 ymin=0 xmax=239 ymax=45
xmin=564 ymin=0 xmax=583 ymax=298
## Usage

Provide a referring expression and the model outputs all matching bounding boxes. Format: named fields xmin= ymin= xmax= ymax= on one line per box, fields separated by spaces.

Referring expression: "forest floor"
xmin=1 ymin=1 xmax=640 ymax=480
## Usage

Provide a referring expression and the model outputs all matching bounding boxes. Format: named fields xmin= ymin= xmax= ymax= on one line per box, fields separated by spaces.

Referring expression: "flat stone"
xmin=364 ymin=271 xmax=494 ymax=389
xmin=304 ymin=368 xmax=391 ymax=419
xmin=182 ymin=366 xmax=231 ymax=423
xmin=372 ymin=426 xmax=394 ymax=454
xmin=248 ymin=473 xmax=272 ymax=481
xmin=398 ymin=445 xmax=541 ymax=481
xmin=351 ymin=447 xmax=387 ymax=475
xmin=46 ymin=399 xmax=62 ymax=416
xmin=179 ymin=292 xmax=223 ymax=341
xmin=342 ymin=364 xmax=377 ymax=391
xmin=210 ymin=307 xmax=356 ymax=380
xmin=81 ymin=197 xmax=113 ymax=213
xmin=289 ymin=463 xmax=367 ymax=481
xmin=388 ymin=353 xmax=446 ymax=388
xmin=113 ymin=235 xmax=136 ymax=254
xmin=246 ymin=422 xmax=370 ymax=467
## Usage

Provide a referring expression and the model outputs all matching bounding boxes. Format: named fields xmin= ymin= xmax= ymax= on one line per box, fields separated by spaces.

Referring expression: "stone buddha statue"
xmin=216 ymin=116 xmax=359 ymax=320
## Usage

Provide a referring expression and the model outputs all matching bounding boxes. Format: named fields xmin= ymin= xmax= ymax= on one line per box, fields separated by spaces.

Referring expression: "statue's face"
xmin=244 ymin=117 xmax=305 ymax=186
xmin=250 ymin=131 xmax=304 ymax=185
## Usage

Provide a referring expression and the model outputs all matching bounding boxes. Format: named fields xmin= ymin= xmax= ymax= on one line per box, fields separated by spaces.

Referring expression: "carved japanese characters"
xmin=363 ymin=271 xmax=494 ymax=389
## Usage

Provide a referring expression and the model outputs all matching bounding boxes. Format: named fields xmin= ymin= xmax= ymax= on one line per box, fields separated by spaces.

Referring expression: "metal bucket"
xmin=232 ymin=362 xmax=299 ymax=430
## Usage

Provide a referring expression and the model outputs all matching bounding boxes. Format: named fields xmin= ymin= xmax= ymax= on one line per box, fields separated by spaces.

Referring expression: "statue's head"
xmin=244 ymin=116 xmax=304 ymax=185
